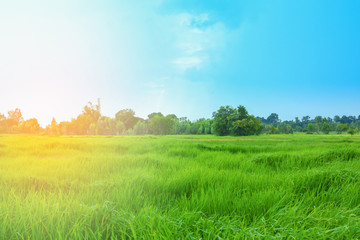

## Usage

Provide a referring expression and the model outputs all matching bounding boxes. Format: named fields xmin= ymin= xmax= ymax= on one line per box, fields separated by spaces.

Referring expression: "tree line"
xmin=0 ymin=102 xmax=359 ymax=136
xmin=0 ymin=101 xmax=213 ymax=136
xmin=258 ymin=113 xmax=360 ymax=135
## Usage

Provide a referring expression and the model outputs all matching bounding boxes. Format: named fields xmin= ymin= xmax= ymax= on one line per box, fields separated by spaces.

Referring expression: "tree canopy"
xmin=212 ymin=105 xmax=263 ymax=136
xmin=0 ymin=101 xmax=359 ymax=136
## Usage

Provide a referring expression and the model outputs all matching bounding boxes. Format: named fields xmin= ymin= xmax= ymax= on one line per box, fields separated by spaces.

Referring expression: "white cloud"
xmin=172 ymin=57 xmax=204 ymax=70
xmin=165 ymin=12 xmax=229 ymax=72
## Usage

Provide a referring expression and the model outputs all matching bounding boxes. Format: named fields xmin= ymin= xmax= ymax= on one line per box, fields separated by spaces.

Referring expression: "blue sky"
xmin=1 ymin=0 xmax=359 ymax=126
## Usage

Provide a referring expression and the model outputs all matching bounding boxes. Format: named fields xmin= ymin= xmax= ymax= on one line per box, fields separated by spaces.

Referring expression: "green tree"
xmin=178 ymin=117 xmax=191 ymax=134
xmin=315 ymin=116 xmax=322 ymax=132
xmin=340 ymin=124 xmax=348 ymax=133
xmin=147 ymin=112 xmax=164 ymax=119
xmin=115 ymin=109 xmax=141 ymax=131
xmin=97 ymin=117 xmax=116 ymax=135
xmin=335 ymin=123 xmax=342 ymax=134
xmin=148 ymin=115 xmax=174 ymax=135
xmin=166 ymin=114 xmax=178 ymax=134
xmin=213 ymin=105 xmax=263 ymax=136
xmin=266 ymin=113 xmax=279 ymax=125
xmin=348 ymin=128 xmax=356 ymax=136
xmin=271 ymin=125 xmax=276 ymax=134
xmin=82 ymin=101 xmax=101 ymax=124
xmin=321 ymin=121 xmax=331 ymax=134
xmin=133 ymin=121 xmax=147 ymax=135
xmin=306 ymin=123 xmax=316 ymax=134
xmin=212 ymin=106 xmax=234 ymax=136
xmin=193 ymin=118 xmax=212 ymax=135
xmin=231 ymin=116 xmax=263 ymax=136
xmin=69 ymin=102 xmax=102 ymax=134
xmin=334 ymin=115 xmax=341 ymax=123
xmin=115 ymin=121 xmax=125 ymax=135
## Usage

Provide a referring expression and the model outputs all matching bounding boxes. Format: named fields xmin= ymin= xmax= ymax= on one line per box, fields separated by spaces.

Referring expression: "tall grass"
xmin=0 ymin=134 xmax=359 ymax=239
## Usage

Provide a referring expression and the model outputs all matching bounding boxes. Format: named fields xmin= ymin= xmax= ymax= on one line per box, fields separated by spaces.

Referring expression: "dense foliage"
xmin=212 ymin=105 xmax=263 ymax=136
xmin=259 ymin=113 xmax=360 ymax=135
xmin=0 ymin=101 xmax=359 ymax=136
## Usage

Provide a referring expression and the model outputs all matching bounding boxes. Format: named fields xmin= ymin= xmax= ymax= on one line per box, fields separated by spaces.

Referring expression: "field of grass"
xmin=0 ymin=134 xmax=360 ymax=239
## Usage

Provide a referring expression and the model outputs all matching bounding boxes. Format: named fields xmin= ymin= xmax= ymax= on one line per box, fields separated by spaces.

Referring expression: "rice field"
xmin=0 ymin=134 xmax=359 ymax=239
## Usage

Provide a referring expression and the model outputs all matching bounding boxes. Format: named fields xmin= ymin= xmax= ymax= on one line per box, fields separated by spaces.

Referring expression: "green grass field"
xmin=0 ymin=134 xmax=360 ymax=239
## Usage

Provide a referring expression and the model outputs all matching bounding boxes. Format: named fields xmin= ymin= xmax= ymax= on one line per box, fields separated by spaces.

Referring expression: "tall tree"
xmin=97 ymin=117 xmax=116 ymax=135
xmin=321 ymin=121 xmax=331 ymax=134
xmin=315 ymin=116 xmax=322 ymax=132
xmin=266 ymin=113 xmax=280 ymax=125
xmin=116 ymin=109 xmax=141 ymax=130
xmin=133 ymin=121 xmax=147 ymax=135
xmin=334 ymin=115 xmax=341 ymax=123
xmin=148 ymin=114 xmax=174 ymax=135
xmin=213 ymin=105 xmax=263 ymax=136
xmin=306 ymin=123 xmax=316 ymax=134
xmin=212 ymin=106 xmax=234 ymax=136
